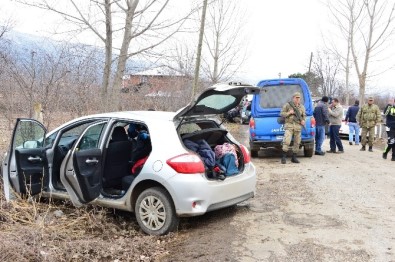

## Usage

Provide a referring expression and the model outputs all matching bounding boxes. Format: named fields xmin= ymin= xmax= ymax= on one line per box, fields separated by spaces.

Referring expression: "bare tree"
xmin=17 ymin=0 xmax=197 ymax=110
xmin=311 ymin=50 xmax=343 ymax=98
xmin=201 ymin=0 xmax=247 ymax=84
xmin=0 ymin=11 xmax=14 ymax=40
xmin=0 ymin=37 xmax=105 ymax=130
xmin=192 ymin=0 xmax=208 ymax=99
xmin=327 ymin=0 xmax=395 ymax=104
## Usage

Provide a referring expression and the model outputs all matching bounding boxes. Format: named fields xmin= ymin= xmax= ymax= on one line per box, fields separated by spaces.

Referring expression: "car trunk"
xmin=179 ymin=124 xmax=244 ymax=180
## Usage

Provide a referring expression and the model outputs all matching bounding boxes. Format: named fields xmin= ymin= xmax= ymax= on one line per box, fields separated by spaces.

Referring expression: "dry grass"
xmin=0 ymin=111 xmax=184 ymax=261
xmin=0 ymin=183 xmax=174 ymax=261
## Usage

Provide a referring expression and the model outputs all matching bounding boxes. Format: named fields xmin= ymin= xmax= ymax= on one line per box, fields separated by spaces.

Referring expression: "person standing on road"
xmin=357 ymin=96 xmax=382 ymax=152
xmin=313 ymin=96 xmax=330 ymax=155
xmin=345 ymin=100 xmax=360 ymax=145
xmin=280 ymin=92 xmax=306 ymax=164
xmin=383 ymin=98 xmax=395 ymax=160
xmin=327 ymin=98 xmax=344 ymax=153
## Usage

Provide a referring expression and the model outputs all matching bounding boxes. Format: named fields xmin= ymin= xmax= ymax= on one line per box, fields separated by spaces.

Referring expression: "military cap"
xmin=368 ymin=96 xmax=374 ymax=101
xmin=293 ymin=92 xmax=301 ymax=98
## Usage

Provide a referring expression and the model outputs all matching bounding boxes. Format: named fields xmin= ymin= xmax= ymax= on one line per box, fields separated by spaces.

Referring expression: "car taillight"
xmin=240 ymin=144 xmax=250 ymax=163
xmin=310 ymin=117 xmax=316 ymax=128
xmin=166 ymin=153 xmax=205 ymax=174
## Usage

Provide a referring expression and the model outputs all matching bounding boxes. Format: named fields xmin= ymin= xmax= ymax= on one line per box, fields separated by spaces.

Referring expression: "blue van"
xmin=249 ymin=78 xmax=316 ymax=157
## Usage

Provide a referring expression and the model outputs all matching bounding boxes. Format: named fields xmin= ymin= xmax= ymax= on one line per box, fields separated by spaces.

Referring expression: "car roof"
xmin=49 ymin=111 xmax=176 ymax=134
xmin=90 ymin=111 xmax=175 ymax=122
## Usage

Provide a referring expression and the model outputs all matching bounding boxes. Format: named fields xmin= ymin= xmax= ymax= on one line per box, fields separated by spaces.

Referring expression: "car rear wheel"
xmin=135 ymin=187 xmax=179 ymax=235
xmin=304 ymin=145 xmax=314 ymax=157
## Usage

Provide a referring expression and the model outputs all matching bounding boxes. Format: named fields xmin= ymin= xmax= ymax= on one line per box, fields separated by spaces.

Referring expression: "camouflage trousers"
xmin=282 ymin=127 xmax=301 ymax=153
xmin=361 ymin=126 xmax=375 ymax=146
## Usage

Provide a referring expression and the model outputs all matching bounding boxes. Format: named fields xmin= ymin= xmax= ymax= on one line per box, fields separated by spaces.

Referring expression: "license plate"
xmin=276 ymin=136 xmax=283 ymax=140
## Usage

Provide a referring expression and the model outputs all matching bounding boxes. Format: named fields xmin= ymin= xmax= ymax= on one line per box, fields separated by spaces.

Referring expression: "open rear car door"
xmin=60 ymin=121 xmax=108 ymax=207
xmin=2 ymin=118 xmax=47 ymax=201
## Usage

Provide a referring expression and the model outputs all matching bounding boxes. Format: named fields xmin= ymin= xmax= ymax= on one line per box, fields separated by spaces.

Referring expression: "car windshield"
xmin=259 ymin=84 xmax=304 ymax=108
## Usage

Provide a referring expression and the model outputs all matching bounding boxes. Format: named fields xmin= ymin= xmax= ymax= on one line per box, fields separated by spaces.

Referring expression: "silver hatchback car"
xmin=2 ymin=82 xmax=259 ymax=235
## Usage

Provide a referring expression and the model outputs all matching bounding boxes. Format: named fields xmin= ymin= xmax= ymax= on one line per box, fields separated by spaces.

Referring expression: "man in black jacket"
xmin=313 ymin=96 xmax=330 ymax=155
xmin=383 ymin=98 xmax=395 ymax=161
xmin=345 ymin=100 xmax=360 ymax=145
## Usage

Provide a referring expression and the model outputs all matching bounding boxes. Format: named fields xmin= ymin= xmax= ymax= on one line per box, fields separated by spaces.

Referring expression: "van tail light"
xmin=166 ymin=153 xmax=205 ymax=174
xmin=249 ymin=117 xmax=256 ymax=138
xmin=249 ymin=117 xmax=255 ymax=129
xmin=310 ymin=117 xmax=316 ymax=136
xmin=240 ymin=144 xmax=251 ymax=163
xmin=310 ymin=117 xmax=316 ymax=128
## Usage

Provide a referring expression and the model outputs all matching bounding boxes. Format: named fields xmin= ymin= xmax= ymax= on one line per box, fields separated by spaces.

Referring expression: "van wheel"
xmin=250 ymin=149 xmax=258 ymax=158
xmin=304 ymin=146 xmax=314 ymax=157
xmin=135 ymin=187 xmax=179 ymax=235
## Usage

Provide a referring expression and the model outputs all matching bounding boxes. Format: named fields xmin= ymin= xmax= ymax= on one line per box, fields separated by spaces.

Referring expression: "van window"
xmin=259 ymin=84 xmax=304 ymax=108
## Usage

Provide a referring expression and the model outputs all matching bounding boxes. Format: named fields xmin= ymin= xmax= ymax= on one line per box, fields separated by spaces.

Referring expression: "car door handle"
xmin=28 ymin=156 xmax=42 ymax=162
xmin=85 ymin=159 xmax=99 ymax=165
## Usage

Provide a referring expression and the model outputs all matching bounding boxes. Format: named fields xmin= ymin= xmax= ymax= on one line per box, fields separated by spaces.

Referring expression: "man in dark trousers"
xmin=327 ymin=98 xmax=344 ymax=153
xmin=313 ymin=96 xmax=330 ymax=155
xmin=345 ymin=100 xmax=360 ymax=145
xmin=383 ymin=98 xmax=395 ymax=161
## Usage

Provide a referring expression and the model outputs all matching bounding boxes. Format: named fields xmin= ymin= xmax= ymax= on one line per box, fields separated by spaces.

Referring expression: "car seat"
xmin=102 ymin=126 xmax=132 ymax=188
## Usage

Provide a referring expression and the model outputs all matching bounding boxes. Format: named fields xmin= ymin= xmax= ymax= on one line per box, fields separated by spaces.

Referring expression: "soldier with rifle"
xmin=280 ymin=92 xmax=306 ymax=164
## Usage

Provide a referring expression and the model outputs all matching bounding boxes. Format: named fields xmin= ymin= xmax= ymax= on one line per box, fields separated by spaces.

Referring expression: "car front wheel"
xmin=135 ymin=187 xmax=179 ymax=235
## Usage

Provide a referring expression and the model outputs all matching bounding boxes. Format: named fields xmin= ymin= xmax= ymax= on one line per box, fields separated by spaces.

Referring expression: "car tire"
xmin=304 ymin=145 xmax=314 ymax=157
xmin=135 ymin=187 xmax=179 ymax=235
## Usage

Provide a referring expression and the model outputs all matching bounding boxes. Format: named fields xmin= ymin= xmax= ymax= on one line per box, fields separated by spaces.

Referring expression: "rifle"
xmin=289 ymin=101 xmax=306 ymax=131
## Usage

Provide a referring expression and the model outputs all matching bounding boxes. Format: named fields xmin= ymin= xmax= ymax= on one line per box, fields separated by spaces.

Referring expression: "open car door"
xmin=3 ymin=118 xmax=47 ymax=201
xmin=60 ymin=121 xmax=108 ymax=207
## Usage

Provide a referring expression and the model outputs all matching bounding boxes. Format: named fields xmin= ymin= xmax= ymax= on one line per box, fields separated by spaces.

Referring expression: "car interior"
xmin=178 ymin=121 xmax=245 ymax=179
xmin=101 ymin=122 xmax=152 ymax=197
xmin=48 ymin=120 xmax=152 ymax=198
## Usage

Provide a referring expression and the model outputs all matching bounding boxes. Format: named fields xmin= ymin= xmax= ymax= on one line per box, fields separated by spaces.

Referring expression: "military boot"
xmin=368 ymin=146 xmax=373 ymax=152
xmin=281 ymin=152 xmax=287 ymax=164
xmin=291 ymin=153 xmax=300 ymax=163
xmin=383 ymin=152 xmax=387 ymax=159
xmin=360 ymin=145 xmax=366 ymax=151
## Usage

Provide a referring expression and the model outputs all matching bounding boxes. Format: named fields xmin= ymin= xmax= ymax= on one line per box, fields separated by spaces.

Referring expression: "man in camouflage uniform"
xmin=280 ymin=92 xmax=306 ymax=164
xmin=357 ymin=96 xmax=382 ymax=152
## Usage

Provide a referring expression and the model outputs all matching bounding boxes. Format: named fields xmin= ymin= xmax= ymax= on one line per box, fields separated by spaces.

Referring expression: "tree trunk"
xmin=192 ymin=0 xmax=208 ymax=100
xmin=101 ymin=0 xmax=113 ymax=111
xmin=112 ymin=0 xmax=139 ymax=111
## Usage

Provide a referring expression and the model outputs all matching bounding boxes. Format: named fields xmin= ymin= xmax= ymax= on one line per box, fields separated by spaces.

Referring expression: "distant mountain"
xmin=4 ymin=30 xmax=147 ymax=75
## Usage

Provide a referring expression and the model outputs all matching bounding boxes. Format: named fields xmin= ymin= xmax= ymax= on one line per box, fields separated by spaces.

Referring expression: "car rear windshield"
xmin=259 ymin=84 xmax=304 ymax=108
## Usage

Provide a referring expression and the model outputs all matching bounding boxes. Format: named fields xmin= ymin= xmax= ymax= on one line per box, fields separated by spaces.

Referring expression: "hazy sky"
xmin=2 ymin=0 xmax=394 ymax=95
xmin=241 ymin=0 xmax=327 ymax=83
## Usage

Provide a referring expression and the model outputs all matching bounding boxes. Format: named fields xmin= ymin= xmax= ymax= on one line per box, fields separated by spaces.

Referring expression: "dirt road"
xmin=161 ymin=124 xmax=395 ymax=262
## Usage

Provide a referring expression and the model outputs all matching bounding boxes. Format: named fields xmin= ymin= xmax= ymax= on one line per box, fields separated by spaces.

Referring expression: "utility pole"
xmin=192 ymin=0 xmax=208 ymax=100
xmin=308 ymin=52 xmax=313 ymax=73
